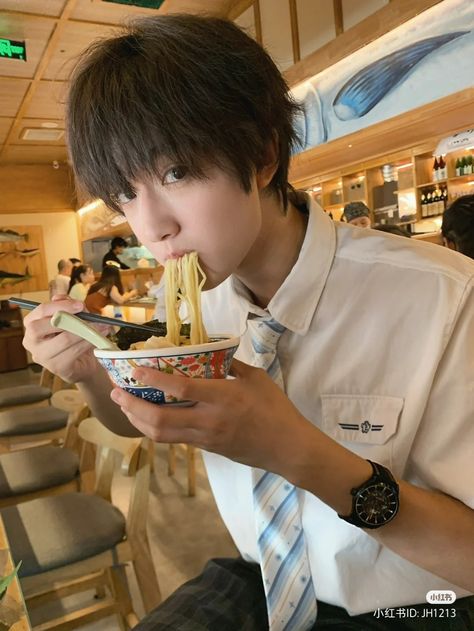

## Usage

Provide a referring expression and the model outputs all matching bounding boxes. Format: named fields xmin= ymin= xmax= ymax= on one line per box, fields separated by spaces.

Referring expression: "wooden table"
xmin=0 ymin=517 xmax=31 ymax=630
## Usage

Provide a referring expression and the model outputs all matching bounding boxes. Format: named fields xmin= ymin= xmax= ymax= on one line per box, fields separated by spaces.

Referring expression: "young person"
xmin=84 ymin=264 xmax=137 ymax=314
xmin=68 ymin=263 xmax=95 ymax=302
xmin=23 ymin=15 xmax=474 ymax=631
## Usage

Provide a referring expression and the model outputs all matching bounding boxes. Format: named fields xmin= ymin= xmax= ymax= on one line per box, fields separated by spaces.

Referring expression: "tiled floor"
xmin=0 ymin=366 xmax=238 ymax=629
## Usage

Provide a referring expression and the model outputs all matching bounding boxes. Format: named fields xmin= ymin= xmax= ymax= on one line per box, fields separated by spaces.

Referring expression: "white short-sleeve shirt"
xmin=201 ymin=193 xmax=474 ymax=615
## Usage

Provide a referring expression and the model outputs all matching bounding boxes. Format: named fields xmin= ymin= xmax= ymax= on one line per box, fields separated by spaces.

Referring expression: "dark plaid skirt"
xmin=133 ymin=557 xmax=474 ymax=630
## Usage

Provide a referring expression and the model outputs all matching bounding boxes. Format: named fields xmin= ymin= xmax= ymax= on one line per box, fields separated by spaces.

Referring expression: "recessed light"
xmin=41 ymin=122 xmax=59 ymax=128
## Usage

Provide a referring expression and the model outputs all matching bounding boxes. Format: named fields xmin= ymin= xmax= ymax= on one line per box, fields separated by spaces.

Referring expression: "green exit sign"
xmin=0 ymin=38 xmax=27 ymax=61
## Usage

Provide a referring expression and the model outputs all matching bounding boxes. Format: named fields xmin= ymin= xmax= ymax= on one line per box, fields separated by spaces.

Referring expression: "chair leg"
xmin=167 ymin=444 xmax=176 ymax=476
xmin=186 ymin=445 xmax=196 ymax=497
xmin=107 ymin=565 xmax=137 ymax=631
xmin=131 ymin=536 xmax=162 ymax=613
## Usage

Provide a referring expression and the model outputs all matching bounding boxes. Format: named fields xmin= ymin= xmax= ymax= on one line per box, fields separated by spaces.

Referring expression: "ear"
xmin=256 ymin=133 xmax=279 ymax=191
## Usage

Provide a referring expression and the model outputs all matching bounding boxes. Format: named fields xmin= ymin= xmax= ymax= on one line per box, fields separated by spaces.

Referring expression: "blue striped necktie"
xmin=248 ymin=316 xmax=317 ymax=631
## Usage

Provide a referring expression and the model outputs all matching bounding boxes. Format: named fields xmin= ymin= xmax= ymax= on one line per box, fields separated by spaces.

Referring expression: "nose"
xmin=135 ymin=183 xmax=180 ymax=243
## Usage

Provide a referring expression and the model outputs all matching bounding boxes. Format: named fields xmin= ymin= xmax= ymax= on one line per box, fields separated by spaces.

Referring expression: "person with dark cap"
xmin=102 ymin=236 xmax=130 ymax=269
xmin=342 ymin=201 xmax=371 ymax=228
xmin=441 ymin=194 xmax=474 ymax=260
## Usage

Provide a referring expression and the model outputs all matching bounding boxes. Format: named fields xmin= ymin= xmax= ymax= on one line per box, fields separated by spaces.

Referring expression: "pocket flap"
xmin=320 ymin=394 xmax=403 ymax=445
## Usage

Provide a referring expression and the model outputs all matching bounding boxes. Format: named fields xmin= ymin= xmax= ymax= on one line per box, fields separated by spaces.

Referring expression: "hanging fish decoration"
xmin=0 ymin=267 xmax=31 ymax=288
xmin=333 ymin=31 xmax=469 ymax=121
xmin=0 ymin=228 xmax=29 ymax=243
xmin=14 ymin=248 xmax=40 ymax=258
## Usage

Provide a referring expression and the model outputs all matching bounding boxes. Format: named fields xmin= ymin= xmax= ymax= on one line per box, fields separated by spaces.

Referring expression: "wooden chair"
xmin=0 ymin=401 xmax=91 ymax=509
xmin=0 ymin=389 xmax=85 ymax=454
xmin=2 ymin=416 xmax=161 ymax=630
xmin=0 ymin=367 xmax=67 ymax=414
xmin=167 ymin=444 xmax=197 ymax=497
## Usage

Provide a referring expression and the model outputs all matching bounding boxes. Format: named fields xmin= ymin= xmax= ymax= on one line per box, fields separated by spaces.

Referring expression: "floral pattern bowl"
xmin=94 ymin=334 xmax=240 ymax=405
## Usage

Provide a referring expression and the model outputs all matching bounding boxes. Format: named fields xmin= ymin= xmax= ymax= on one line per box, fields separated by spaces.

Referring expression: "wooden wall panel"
xmin=0 ymin=224 xmax=48 ymax=294
xmin=0 ymin=164 xmax=76 ymax=213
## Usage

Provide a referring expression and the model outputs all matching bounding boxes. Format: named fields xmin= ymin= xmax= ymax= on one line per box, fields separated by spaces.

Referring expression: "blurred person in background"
xmin=441 ymin=194 xmax=474 ymax=260
xmin=342 ymin=201 xmax=371 ymax=228
xmin=68 ymin=264 xmax=95 ymax=302
xmin=49 ymin=258 xmax=73 ymax=298
xmin=85 ymin=264 xmax=137 ymax=314
xmin=69 ymin=257 xmax=82 ymax=268
xmin=102 ymin=236 xmax=131 ymax=269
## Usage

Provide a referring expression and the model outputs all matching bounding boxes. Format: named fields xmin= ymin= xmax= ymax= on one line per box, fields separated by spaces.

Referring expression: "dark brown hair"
xmin=441 ymin=194 xmax=474 ymax=259
xmin=87 ymin=265 xmax=123 ymax=297
xmin=68 ymin=264 xmax=93 ymax=293
xmin=66 ymin=14 xmax=302 ymax=213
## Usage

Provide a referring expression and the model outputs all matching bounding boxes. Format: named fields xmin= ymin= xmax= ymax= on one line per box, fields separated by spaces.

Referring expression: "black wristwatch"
xmin=338 ymin=460 xmax=399 ymax=529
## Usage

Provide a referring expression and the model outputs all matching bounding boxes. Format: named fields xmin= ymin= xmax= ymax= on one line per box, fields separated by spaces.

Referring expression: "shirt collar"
xmin=231 ymin=191 xmax=336 ymax=335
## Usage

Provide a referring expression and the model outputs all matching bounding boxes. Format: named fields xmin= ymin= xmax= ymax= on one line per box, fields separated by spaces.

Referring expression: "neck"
xmin=235 ymin=192 xmax=307 ymax=309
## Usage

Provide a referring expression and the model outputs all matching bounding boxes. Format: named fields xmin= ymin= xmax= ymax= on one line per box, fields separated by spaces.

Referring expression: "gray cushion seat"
xmin=0 ymin=406 xmax=68 ymax=436
xmin=0 ymin=385 xmax=52 ymax=408
xmin=0 ymin=446 xmax=79 ymax=497
xmin=2 ymin=493 xmax=126 ymax=578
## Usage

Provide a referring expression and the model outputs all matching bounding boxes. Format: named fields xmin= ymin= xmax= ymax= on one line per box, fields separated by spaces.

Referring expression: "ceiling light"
xmin=21 ymin=128 xmax=64 ymax=141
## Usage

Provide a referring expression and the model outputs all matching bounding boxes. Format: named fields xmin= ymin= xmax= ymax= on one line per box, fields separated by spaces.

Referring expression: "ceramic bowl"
xmin=94 ymin=335 xmax=240 ymax=405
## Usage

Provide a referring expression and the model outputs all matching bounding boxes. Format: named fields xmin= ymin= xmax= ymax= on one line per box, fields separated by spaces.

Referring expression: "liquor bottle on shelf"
xmin=425 ymin=191 xmax=432 ymax=216
xmin=432 ymin=156 xmax=439 ymax=181
xmin=438 ymin=155 xmax=447 ymax=180
xmin=420 ymin=193 xmax=427 ymax=217
xmin=442 ymin=186 xmax=448 ymax=211
xmin=460 ymin=156 xmax=467 ymax=175
xmin=455 ymin=157 xmax=462 ymax=177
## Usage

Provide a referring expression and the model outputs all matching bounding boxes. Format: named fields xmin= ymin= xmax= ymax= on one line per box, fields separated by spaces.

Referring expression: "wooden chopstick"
xmin=8 ymin=297 xmax=159 ymax=334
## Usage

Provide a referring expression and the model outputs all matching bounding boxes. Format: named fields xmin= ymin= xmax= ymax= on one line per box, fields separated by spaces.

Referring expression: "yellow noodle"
xmin=164 ymin=252 xmax=208 ymax=346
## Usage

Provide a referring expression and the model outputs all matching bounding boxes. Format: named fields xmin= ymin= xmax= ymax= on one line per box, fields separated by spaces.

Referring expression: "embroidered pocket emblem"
xmin=361 ymin=420 xmax=371 ymax=433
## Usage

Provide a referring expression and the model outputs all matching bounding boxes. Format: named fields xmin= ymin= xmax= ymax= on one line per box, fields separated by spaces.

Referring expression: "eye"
xmin=113 ymin=191 xmax=136 ymax=205
xmin=162 ymin=166 xmax=188 ymax=185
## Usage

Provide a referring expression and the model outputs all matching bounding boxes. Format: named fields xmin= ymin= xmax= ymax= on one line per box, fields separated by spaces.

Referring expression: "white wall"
xmin=1 ymin=211 xmax=80 ymax=302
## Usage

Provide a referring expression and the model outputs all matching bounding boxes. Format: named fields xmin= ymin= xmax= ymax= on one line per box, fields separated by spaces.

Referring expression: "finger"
xmin=111 ymin=388 xmax=206 ymax=438
xmin=131 ymin=366 xmax=228 ymax=404
xmin=111 ymin=387 xmax=204 ymax=427
xmin=124 ymin=409 xmax=202 ymax=445
xmin=24 ymin=298 xmax=83 ymax=325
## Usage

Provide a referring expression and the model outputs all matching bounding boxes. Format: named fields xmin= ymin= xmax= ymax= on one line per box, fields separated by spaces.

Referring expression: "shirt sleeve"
xmin=407 ymin=278 xmax=474 ymax=509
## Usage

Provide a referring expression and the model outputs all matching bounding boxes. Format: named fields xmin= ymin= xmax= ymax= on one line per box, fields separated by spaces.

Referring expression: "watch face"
xmin=355 ymin=482 xmax=399 ymax=527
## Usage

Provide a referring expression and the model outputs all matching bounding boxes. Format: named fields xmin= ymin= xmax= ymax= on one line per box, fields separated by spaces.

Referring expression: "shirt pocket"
xmin=320 ymin=394 xmax=404 ymax=466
